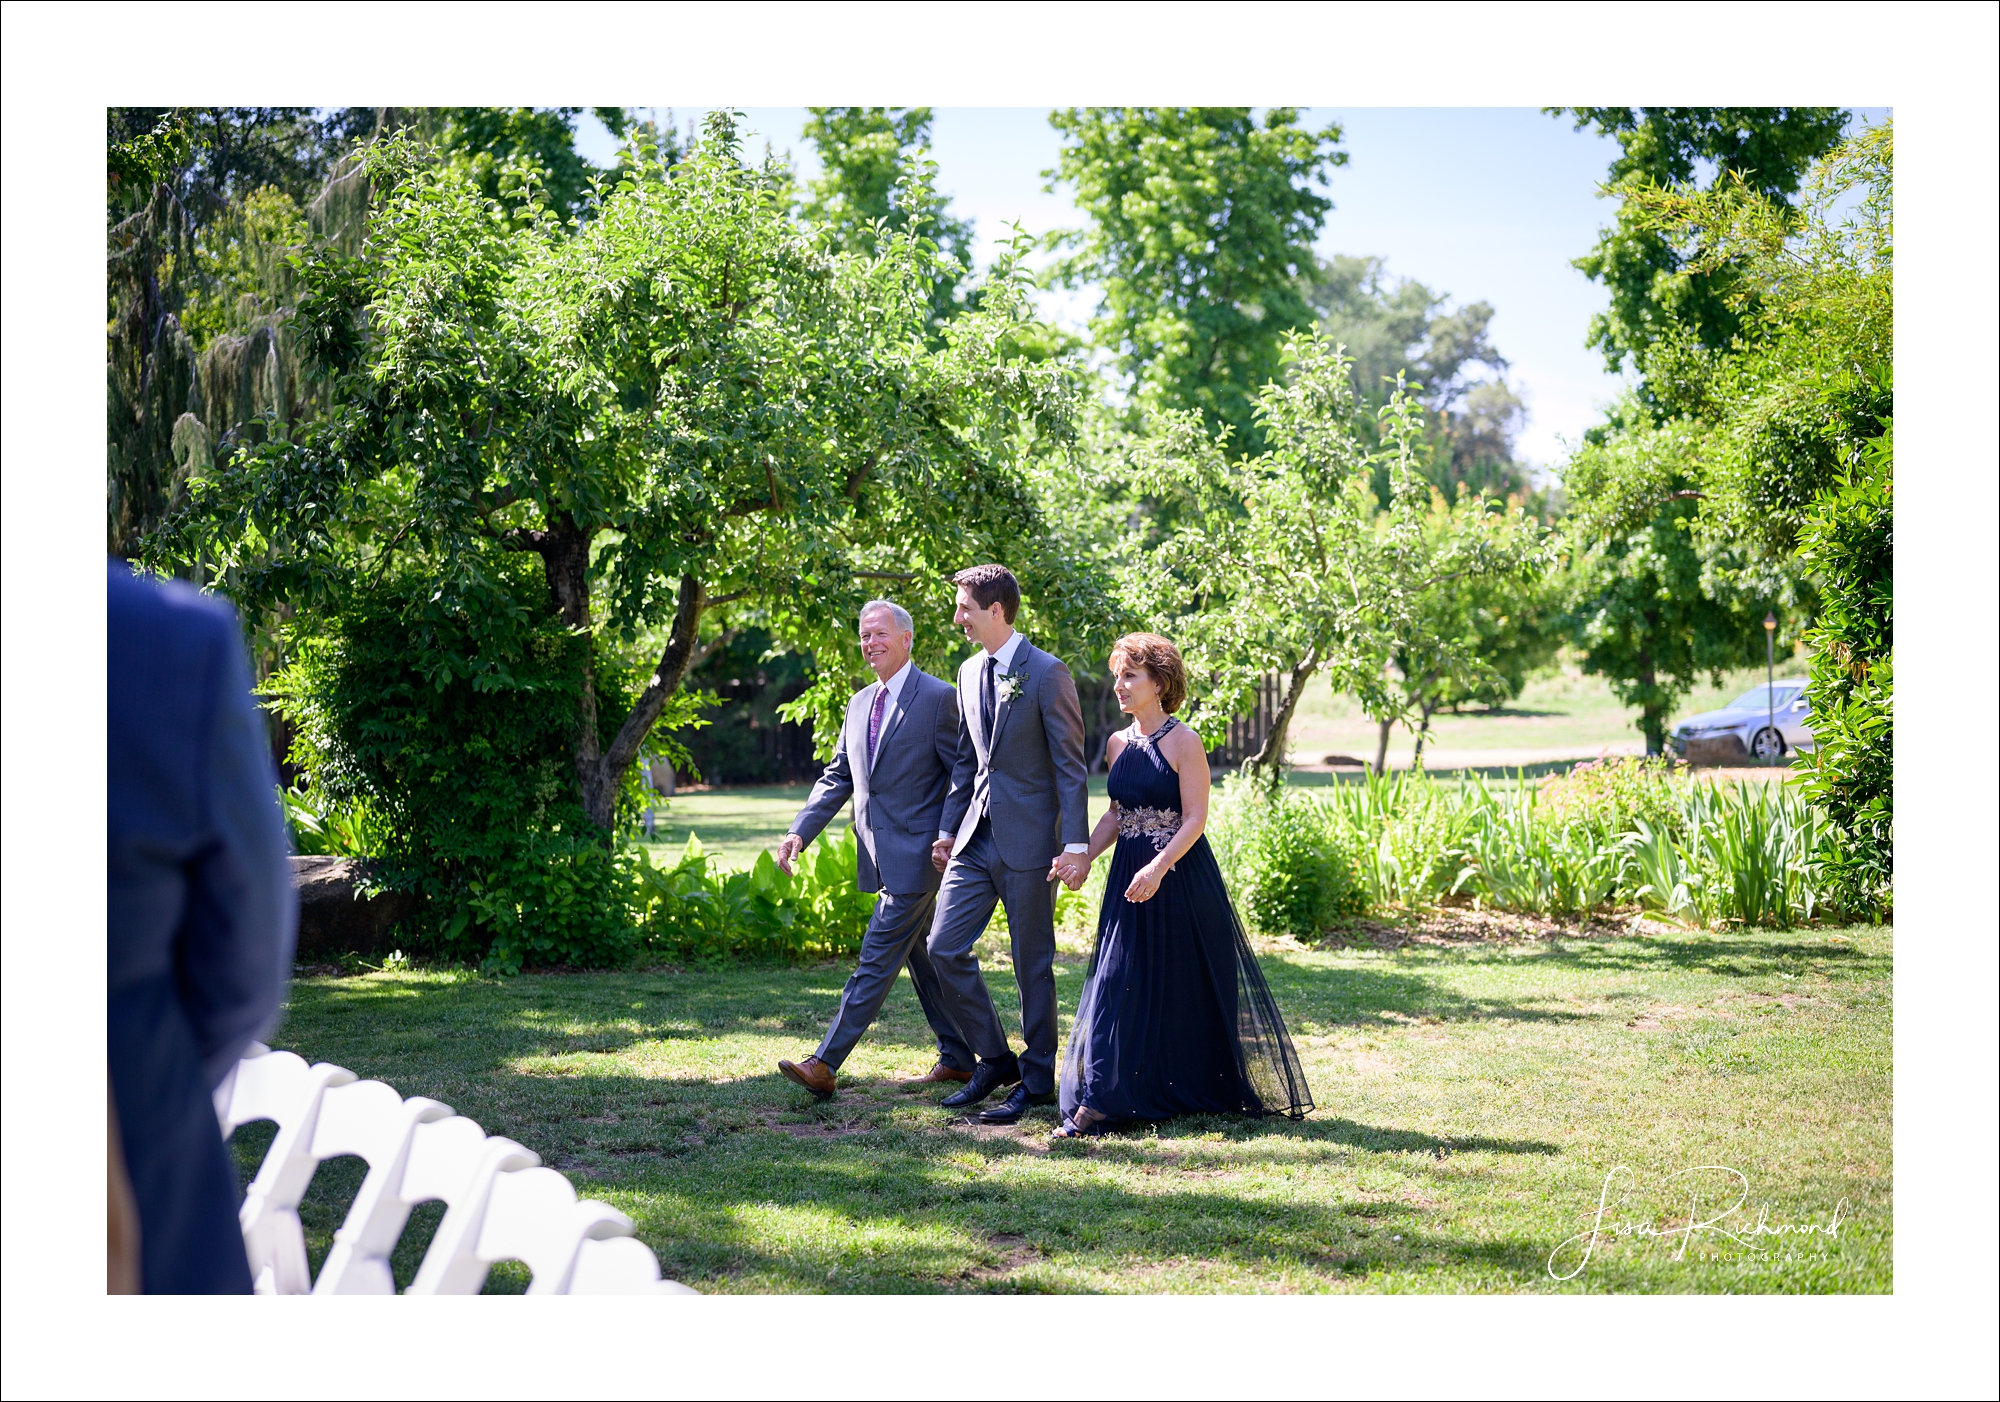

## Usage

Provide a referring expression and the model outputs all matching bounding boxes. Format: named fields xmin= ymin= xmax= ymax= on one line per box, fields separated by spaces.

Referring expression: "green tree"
xmin=1560 ymin=413 xmax=1765 ymax=754
xmin=153 ymin=114 xmax=1090 ymax=843
xmin=1377 ymin=529 xmax=1563 ymax=771
xmin=1304 ymin=253 xmax=1531 ymax=501
xmin=1550 ymin=106 xmax=1849 ymax=393
xmin=107 ymin=108 xmax=378 ymax=555
xmin=1130 ymin=334 xmax=1546 ymax=779
xmin=431 ymin=106 xmax=634 ymax=220
xmin=800 ymin=107 xmax=974 ymax=329
xmin=1047 ymin=107 xmax=1346 ymax=454
xmin=108 ymin=107 xmax=376 ymax=225
xmin=1621 ymin=123 xmax=1893 ymax=909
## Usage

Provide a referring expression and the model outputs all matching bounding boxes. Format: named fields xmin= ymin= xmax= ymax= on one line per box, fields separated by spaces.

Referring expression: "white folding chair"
xmin=217 ymin=1048 xmax=699 ymax=1297
xmin=211 ymin=1041 xmax=269 ymax=1130
xmin=307 ymin=1080 xmax=455 ymax=1295
xmin=220 ymin=1049 xmax=357 ymax=1295
xmin=569 ymin=1236 xmax=699 ymax=1295
xmin=472 ymin=1167 xmax=635 ymax=1295
xmin=402 ymin=1125 xmax=540 ymax=1296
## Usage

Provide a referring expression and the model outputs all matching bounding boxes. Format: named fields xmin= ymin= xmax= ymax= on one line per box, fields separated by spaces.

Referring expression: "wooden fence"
xmin=1076 ymin=669 xmax=1284 ymax=772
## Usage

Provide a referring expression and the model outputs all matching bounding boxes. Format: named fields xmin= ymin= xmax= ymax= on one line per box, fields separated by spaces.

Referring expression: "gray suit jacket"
xmin=940 ymin=638 xmax=1090 ymax=870
xmin=790 ymin=666 xmax=961 ymax=896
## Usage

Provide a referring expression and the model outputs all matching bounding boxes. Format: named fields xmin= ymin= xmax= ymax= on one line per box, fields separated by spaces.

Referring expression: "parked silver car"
xmin=1669 ymin=681 xmax=1814 ymax=763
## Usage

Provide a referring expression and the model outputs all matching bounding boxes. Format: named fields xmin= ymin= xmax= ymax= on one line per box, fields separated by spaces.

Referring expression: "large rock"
xmin=291 ymin=856 xmax=419 ymax=959
xmin=1681 ymin=734 xmax=1751 ymax=767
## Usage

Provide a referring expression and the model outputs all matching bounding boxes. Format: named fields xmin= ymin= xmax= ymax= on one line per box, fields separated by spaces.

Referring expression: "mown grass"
xmin=242 ymin=922 xmax=1891 ymax=1294
xmin=1291 ymin=653 xmax=1806 ymax=767
xmin=640 ymin=778 xmax=1117 ymax=873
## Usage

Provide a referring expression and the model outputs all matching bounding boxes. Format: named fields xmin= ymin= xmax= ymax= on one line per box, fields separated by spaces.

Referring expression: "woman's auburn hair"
xmin=1108 ymin=632 xmax=1188 ymax=714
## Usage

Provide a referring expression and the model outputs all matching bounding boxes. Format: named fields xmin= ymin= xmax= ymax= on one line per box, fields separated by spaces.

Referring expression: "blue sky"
xmin=576 ymin=107 xmax=1887 ymax=472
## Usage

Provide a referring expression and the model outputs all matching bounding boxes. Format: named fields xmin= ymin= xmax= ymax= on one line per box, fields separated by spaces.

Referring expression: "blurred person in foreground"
xmin=108 ymin=559 xmax=296 ymax=1293
xmin=772 ymin=600 xmax=973 ymax=1099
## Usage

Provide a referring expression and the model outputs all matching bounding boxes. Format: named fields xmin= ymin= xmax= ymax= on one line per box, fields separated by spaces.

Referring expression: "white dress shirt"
xmin=940 ymin=630 xmax=1088 ymax=854
xmin=876 ymin=657 xmax=915 ymax=709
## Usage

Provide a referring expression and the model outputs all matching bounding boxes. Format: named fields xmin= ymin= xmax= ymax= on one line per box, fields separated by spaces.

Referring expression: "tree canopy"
xmin=1304 ymin=253 xmax=1531 ymax=502
xmin=1128 ymin=333 xmax=1547 ymax=778
xmin=153 ymin=113 xmax=1094 ymax=834
xmin=1046 ymin=107 xmax=1347 ymax=454
xmin=1550 ymin=106 xmax=1849 ymax=395
xmin=800 ymin=107 xmax=974 ymax=330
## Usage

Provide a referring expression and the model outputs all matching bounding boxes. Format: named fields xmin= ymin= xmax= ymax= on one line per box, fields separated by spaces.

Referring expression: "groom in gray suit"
xmin=927 ymin=564 xmax=1093 ymax=1124
xmin=774 ymin=600 xmax=975 ymax=1100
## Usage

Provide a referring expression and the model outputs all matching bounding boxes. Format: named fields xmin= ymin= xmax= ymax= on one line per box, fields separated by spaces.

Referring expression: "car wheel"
xmin=1750 ymin=726 xmax=1786 ymax=760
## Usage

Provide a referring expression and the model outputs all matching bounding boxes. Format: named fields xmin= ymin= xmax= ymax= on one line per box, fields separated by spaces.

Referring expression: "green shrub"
xmin=1458 ymin=780 xmax=1624 ymax=916
xmin=266 ymin=564 xmax=666 ymax=966
xmin=1793 ymin=420 xmax=1892 ymax=918
xmin=635 ymin=831 xmax=876 ymax=963
xmin=1534 ymin=755 xmax=1684 ymax=841
xmin=467 ymin=833 xmax=641 ymax=974
xmin=1625 ymin=782 xmax=1823 ymax=929
xmin=1211 ymin=781 xmax=1366 ymax=937
xmin=1320 ymin=770 xmax=1477 ymax=907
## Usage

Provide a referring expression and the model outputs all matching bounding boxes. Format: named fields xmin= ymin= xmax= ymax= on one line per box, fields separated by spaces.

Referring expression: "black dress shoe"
xmin=939 ymin=1054 xmax=1021 ymax=1109
xmin=977 ymin=1084 xmax=1058 ymax=1124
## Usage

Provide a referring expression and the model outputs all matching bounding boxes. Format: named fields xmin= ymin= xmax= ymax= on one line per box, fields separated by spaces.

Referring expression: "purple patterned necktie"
xmin=867 ymin=683 xmax=889 ymax=769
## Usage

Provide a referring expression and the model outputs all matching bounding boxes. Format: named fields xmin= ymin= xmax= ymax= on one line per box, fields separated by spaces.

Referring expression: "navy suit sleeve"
xmin=790 ymin=704 xmax=855 ymax=847
xmin=182 ymin=606 xmax=297 ymax=1086
xmin=1040 ymin=657 xmax=1091 ymax=848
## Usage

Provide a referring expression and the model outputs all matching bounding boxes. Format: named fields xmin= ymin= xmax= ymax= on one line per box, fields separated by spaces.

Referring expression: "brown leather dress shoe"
xmin=899 ymin=1061 xmax=974 ymax=1090
xmin=778 ymin=1055 xmax=837 ymax=1101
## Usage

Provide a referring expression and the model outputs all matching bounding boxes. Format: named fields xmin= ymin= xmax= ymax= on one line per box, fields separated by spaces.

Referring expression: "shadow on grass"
xmin=295 ymin=952 xmax=1616 ymax=1073
xmin=462 ymin=1091 xmax=1563 ymax=1293
xmin=1503 ymin=933 xmax=1888 ymax=981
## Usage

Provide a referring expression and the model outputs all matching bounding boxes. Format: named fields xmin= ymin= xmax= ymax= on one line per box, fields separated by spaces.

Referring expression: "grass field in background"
xmin=246 ymin=922 xmax=1890 ymax=1294
xmin=1290 ymin=654 xmax=1806 ymax=769
xmin=642 ymin=778 xmax=1118 ymax=874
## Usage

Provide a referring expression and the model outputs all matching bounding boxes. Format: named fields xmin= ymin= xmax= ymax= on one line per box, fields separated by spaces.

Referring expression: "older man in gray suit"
xmin=774 ymin=600 xmax=974 ymax=1099
xmin=926 ymin=564 xmax=1093 ymax=1125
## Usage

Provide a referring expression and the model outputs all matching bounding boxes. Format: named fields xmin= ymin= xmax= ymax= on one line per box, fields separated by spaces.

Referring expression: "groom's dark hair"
xmin=951 ymin=565 xmax=1020 ymax=624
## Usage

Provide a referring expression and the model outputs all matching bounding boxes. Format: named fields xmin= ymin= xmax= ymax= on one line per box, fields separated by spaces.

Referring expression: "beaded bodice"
xmin=1109 ymin=717 xmax=1186 ymax=852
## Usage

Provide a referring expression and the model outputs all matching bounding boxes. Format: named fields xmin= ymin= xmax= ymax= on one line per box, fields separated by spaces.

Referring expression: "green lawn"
xmin=245 ymin=922 xmax=1891 ymax=1294
xmin=1291 ymin=652 xmax=1807 ymax=769
xmin=642 ymin=779 xmax=1118 ymax=873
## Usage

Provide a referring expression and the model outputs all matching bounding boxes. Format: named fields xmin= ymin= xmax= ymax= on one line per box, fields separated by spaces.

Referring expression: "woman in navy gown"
xmin=1053 ymin=633 xmax=1313 ymax=1139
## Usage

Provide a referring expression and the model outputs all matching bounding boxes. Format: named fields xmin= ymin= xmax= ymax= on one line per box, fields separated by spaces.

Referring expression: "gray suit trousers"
xmin=815 ymin=889 xmax=974 ymax=1074
xmin=926 ymin=817 xmax=1059 ymax=1094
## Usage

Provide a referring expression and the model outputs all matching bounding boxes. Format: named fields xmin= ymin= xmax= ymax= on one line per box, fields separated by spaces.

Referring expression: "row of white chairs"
xmin=213 ymin=1045 xmax=696 ymax=1295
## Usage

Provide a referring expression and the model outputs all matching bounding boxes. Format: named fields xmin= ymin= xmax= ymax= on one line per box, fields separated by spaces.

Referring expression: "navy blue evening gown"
xmin=1059 ymin=718 xmax=1313 ymax=1125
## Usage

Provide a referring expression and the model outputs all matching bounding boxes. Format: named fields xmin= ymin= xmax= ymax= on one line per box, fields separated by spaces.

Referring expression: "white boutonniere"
xmin=993 ymin=673 xmax=1022 ymax=705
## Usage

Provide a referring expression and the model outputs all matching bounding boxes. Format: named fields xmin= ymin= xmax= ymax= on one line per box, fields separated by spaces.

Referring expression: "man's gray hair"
xmin=859 ymin=598 xmax=913 ymax=634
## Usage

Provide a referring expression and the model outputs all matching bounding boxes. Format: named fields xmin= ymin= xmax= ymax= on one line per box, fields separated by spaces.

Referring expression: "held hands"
xmin=1048 ymin=851 xmax=1093 ymax=891
xmin=931 ymin=838 xmax=955 ymax=873
xmin=775 ymin=833 xmax=804 ymax=876
xmin=1125 ymin=859 xmax=1168 ymax=904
